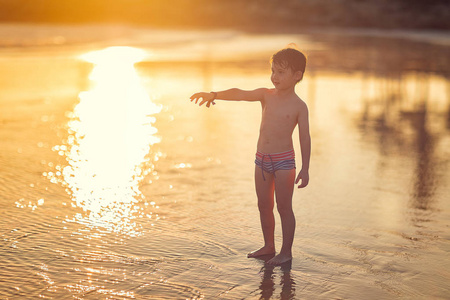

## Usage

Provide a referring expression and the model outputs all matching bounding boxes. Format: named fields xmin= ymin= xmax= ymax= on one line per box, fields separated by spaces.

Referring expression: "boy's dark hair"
xmin=271 ymin=47 xmax=307 ymax=78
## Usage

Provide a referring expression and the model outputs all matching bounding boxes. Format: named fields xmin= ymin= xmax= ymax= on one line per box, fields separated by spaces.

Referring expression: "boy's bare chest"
xmin=262 ymin=101 xmax=298 ymax=123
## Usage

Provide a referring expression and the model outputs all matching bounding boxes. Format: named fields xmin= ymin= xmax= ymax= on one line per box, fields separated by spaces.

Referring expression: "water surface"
xmin=1 ymin=25 xmax=449 ymax=299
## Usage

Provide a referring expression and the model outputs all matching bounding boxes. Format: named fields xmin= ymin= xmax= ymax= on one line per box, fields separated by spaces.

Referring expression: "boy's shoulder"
xmin=290 ymin=94 xmax=308 ymax=117
xmin=289 ymin=92 xmax=307 ymax=108
xmin=250 ymin=87 xmax=272 ymax=100
xmin=263 ymin=89 xmax=307 ymax=107
xmin=261 ymin=88 xmax=274 ymax=95
xmin=296 ymin=95 xmax=308 ymax=109
xmin=285 ymin=91 xmax=308 ymax=109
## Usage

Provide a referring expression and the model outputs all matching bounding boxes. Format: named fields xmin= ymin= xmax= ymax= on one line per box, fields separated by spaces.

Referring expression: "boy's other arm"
xmin=295 ymin=102 xmax=311 ymax=188
xmin=190 ymin=88 xmax=267 ymax=107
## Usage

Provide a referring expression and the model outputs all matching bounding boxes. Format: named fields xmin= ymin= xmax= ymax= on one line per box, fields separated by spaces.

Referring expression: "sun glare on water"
xmin=47 ymin=47 xmax=161 ymax=235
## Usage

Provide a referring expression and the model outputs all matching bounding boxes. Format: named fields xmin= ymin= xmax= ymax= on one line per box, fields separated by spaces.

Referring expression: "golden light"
xmin=48 ymin=47 xmax=161 ymax=235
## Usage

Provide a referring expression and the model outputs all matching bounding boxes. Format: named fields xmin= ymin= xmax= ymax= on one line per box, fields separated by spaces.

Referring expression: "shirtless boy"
xmin=190 ymin=47 xmax=311 ymax=265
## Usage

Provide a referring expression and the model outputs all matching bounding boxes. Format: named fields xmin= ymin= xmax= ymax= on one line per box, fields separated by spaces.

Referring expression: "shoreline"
xmin=0 ymin=22 xmax=449 ymax=50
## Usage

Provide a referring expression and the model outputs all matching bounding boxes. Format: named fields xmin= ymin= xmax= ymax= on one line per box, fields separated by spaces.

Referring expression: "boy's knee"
xmin=258 ymin=201 xmax=274 ymax=213
xmin=276 ymin=203 xmax=293 ymax=216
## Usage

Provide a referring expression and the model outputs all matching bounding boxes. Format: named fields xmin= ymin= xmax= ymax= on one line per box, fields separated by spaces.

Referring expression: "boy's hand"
xmin=190 ymin=92 xmax=216 ymax=108
xmin=295 ymin=169 xmax=309 ymax=188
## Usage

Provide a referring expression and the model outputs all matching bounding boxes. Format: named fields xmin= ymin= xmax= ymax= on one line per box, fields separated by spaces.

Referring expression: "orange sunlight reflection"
xmin=48 ymin=47 xmax=161 ymax=236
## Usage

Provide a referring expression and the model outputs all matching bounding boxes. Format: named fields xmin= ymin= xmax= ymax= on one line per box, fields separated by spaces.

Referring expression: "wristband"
xmin=210 ymin=91 xmax=217 ymax=100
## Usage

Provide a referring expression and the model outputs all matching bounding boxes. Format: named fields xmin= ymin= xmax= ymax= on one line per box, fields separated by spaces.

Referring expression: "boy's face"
xmin=271 ymin=62 xmax=302 ymax=90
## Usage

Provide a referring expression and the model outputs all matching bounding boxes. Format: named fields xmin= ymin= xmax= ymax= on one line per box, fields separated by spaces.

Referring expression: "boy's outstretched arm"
xmin=295 ymin=102 xmax=311 ymax=188
xmin=190 ymin=88 xmax=267 ymax=107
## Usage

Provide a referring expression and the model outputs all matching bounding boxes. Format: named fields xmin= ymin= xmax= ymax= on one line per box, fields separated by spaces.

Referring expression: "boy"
xmin=190 ymin=47 xmax=311 ymax=265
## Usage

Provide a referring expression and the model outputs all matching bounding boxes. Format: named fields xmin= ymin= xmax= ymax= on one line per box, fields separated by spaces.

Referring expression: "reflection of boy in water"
xmin=190 ymin=47 xmax=311 ymax=265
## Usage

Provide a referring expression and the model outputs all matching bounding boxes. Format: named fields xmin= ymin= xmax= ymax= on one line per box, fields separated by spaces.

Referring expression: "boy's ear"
xmin=295 ymin=71 xmax=303 ymax=82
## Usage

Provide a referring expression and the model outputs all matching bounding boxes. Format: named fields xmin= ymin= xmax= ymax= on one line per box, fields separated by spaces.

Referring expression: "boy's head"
xmin=271 ymin=47 xmax=307 ymax=83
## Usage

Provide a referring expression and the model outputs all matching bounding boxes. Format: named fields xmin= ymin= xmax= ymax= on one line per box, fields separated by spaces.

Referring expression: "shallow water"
xmin=1 ymin=25 xmax=449 ymax=299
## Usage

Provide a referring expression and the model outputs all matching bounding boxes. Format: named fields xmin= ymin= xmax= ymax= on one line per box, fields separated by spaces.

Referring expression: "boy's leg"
xmin=248 ymin=166 xmax=276 ymax=258
xmin=268 ymin=168 xmax=296 ymax=265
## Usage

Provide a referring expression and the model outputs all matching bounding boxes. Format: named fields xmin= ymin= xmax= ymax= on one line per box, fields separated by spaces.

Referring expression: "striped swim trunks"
xmin=255 ymin=149 xmax=296 ymax=180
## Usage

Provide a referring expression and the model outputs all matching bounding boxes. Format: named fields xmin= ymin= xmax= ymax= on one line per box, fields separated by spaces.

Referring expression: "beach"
xmin=0 ymin=24 xmax=449 ymax=299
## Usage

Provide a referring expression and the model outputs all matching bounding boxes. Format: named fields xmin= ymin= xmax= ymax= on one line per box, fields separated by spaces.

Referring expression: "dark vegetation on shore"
xmin=0 ymin=0 xmax=449 ymax=31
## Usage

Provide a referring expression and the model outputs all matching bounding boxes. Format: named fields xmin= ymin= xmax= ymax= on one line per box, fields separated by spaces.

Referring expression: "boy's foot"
xmin=267 ymin=253 xmax=292 ymax=266
xmin=247 ymin=246 xmax=275 ymax=258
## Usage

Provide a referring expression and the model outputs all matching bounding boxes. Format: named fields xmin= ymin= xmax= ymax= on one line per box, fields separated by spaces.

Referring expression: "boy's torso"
xmin=257 ymin=90 xmax=303 ymax=153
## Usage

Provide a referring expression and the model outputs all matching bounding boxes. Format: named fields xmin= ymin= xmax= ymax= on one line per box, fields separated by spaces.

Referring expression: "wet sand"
xmin=0 ymin=24 xmax=449 ymax=299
